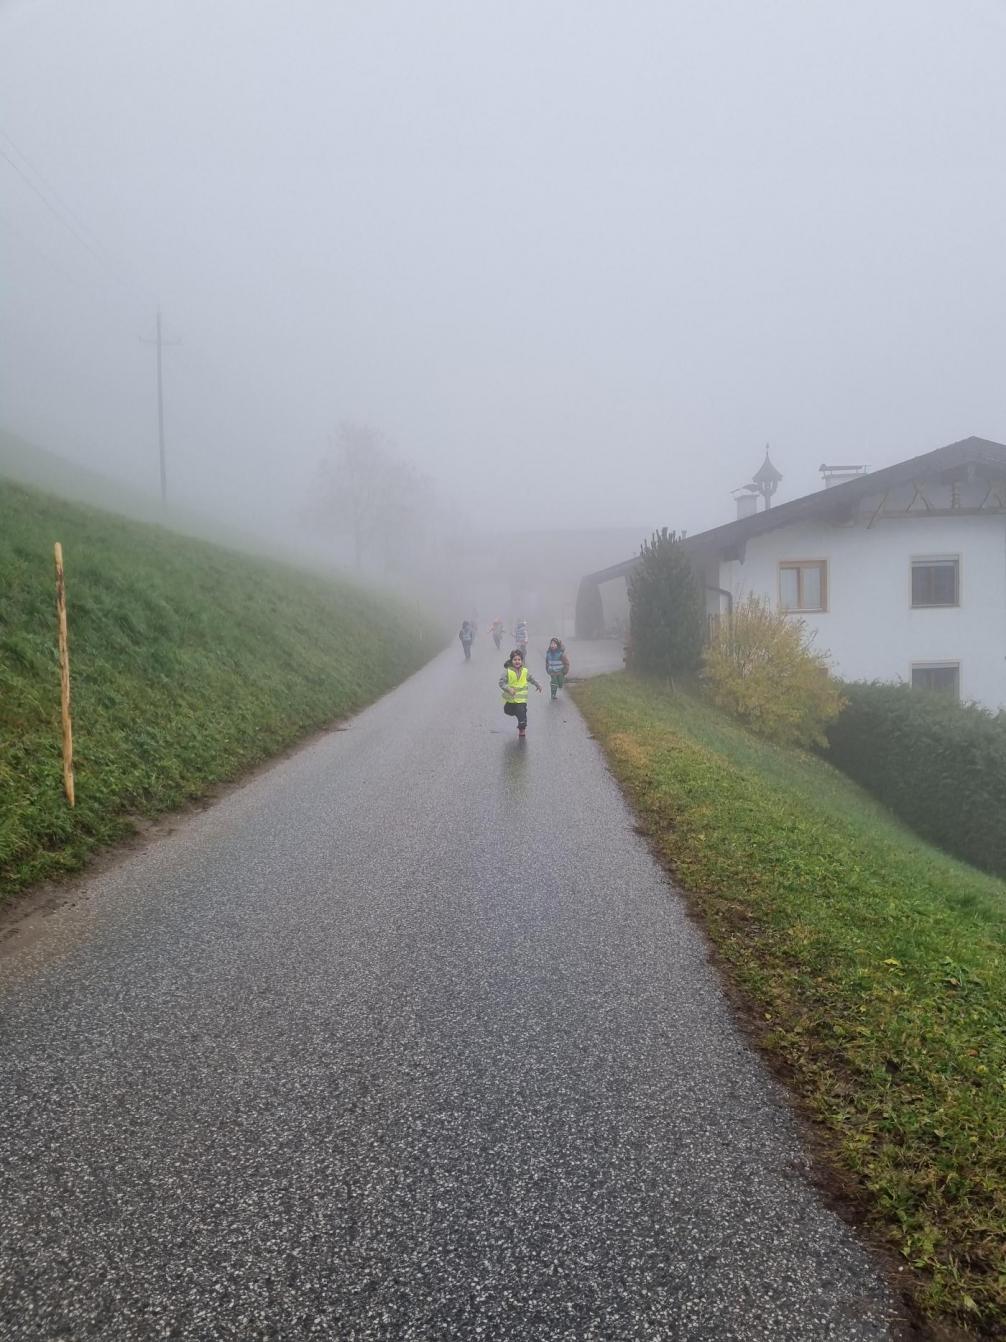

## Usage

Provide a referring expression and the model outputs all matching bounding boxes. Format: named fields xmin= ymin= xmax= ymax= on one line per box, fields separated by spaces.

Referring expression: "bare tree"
xmin=316 ymin=421 xmax=393 ymax=570
xmin=313 ymin=421 xmax=443 ymax=577
xmin=376 ymin=464 xmax=436 ymax=575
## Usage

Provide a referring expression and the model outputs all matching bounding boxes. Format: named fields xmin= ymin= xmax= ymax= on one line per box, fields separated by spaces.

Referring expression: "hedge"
xmin=825 ymin=681 xmax=1006 ymax=878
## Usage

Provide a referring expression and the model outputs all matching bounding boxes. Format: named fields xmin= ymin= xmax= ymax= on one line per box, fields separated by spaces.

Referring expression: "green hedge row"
xmin=826 ymin=681 xmax=1006 ymax=878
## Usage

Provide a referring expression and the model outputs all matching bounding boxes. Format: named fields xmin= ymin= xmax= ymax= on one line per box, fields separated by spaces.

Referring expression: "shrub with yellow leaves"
xmin=702 ymin=594 xmax=845 ymax=748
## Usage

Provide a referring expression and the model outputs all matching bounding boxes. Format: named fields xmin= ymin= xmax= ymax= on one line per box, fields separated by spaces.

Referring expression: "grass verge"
xmin=1 ymin=479 xmax=439 ymax=900
xmin=574 ymin=672 xmax=1006 ymax=1336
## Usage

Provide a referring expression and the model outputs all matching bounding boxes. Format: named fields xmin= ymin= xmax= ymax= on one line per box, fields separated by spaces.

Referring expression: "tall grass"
xmin=0 ymin=479 xmax=438 ymax=897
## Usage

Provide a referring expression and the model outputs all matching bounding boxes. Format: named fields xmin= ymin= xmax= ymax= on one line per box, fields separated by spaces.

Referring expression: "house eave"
xmin=577 ymin=435 xmax=1006 ymax=589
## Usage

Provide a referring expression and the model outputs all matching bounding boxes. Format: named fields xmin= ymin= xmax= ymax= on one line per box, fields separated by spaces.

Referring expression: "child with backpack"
xmin=545 ymin=637 xmax=571 ymax=699
xmin=458 ymin=619 xmax=474 ymax=660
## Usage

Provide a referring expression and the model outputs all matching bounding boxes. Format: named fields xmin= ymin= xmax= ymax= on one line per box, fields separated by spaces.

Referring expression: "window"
xmin=779 ymin=561 xmax=827 ymax=612
xmin=911 ymin=663 xmax=960 ymax=697
xmin=911 ymin=557 xmax=959 ymax=607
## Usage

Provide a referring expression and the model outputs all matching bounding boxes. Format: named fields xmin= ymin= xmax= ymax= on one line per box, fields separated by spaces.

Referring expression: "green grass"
xmin=575 ymin=673 xmax=1006 ymax=1336
xmin=1 ymin=478 xmax=440 ymax=898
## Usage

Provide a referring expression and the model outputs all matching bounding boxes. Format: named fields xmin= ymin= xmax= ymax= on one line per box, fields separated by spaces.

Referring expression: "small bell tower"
xmin=751 ymin=445 xmax=783 ymax=509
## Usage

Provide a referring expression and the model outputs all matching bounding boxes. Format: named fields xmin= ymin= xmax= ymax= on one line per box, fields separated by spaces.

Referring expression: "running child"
xmin=545 ymin=637 xmax=571 ymax=699
xmin=513 ymin=617 xmax=529 ymax=659
xmin=459 ymin=619 xmax=474 ymax=660
xmin=499 ymin=647 xmax=542 ymax=738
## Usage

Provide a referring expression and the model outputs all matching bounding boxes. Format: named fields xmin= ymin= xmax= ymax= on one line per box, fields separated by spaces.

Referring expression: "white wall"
xmin=715 ymin=507 xmax=1006 ymax=710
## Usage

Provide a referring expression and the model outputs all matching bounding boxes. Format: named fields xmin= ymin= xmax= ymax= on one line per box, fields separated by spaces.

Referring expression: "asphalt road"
xmin=0 ymin=639 xmax=902 ymax=1340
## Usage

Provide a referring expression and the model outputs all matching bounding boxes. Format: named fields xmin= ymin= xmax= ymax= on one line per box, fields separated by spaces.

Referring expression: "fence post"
xmin=53 ymin=542 xmax=75 ymax=808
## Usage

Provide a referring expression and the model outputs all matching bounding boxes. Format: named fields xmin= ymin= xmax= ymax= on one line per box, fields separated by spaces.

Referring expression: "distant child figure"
xmin=490 ymin=617 xmax=504 ymax=650
xmin=459 ymin=619 xmax=474 ymax=661
xmin=499 ymin=647 xmax=542 ymax=738
xmin=513 ymin=617 xmax=529 ymax=659
xmin=545 ymin=637 xmax=571 ymax=699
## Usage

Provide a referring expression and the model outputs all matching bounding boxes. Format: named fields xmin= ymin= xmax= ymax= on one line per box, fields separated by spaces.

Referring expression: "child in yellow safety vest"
xmin=499 ymin=647 xmax=543 ymax=738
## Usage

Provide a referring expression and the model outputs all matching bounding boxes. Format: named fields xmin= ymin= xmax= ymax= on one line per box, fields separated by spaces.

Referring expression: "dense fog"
xmin=2 ymin=0 xmax=1005 ymax=595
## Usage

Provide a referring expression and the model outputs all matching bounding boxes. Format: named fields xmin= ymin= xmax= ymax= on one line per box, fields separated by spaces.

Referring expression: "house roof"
xmin=580 ymin=436 xmax=1006 ymax=586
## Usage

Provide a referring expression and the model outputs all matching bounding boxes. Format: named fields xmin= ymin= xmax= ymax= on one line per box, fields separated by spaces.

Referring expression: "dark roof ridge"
xmin=680 ymin=434 xmax=1006 ymax=556
xmin=578 ymin=436 xmax=1006 ymax=586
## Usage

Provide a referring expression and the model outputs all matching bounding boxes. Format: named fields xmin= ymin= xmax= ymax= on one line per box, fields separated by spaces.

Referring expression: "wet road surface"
xmin=0 ymin=639 xmax=901 ymax=1339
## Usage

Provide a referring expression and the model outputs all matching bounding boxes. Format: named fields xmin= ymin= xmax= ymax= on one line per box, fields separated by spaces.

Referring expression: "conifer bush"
xmin=626 ymin=528 xmax=704 ymax=676
xmin=826 ymin=681 xmax=1006 ymax=877
xmin=702 ymin=594 xmax=845 ymax=748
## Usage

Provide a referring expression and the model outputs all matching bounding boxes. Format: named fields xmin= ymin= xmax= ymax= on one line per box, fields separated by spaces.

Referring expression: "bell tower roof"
xmin=752 ymin=446 xmax=783 ymax=486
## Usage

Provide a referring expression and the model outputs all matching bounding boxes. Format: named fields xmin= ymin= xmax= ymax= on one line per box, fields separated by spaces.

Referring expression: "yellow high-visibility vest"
xmin=503 ymin=666 xmax=529 ymax=703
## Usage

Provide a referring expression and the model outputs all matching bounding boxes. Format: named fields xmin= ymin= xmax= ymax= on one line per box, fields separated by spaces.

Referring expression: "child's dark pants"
xmin=503 ymin=701 xmax=528 ymax=730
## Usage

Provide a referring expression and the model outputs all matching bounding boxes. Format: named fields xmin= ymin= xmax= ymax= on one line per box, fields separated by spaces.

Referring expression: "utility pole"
xmin=140 ymin=308 xmax=180 ymax=506
xmin=155 ymin=308 xmax=166 ymax=504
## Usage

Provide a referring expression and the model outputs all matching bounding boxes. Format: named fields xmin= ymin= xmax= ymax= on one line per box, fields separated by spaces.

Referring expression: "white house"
xmin=578 ymin=436 xmax=1006 ymax=711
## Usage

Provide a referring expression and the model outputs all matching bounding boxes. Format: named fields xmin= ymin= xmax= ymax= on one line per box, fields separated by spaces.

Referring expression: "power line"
xmin=0 ymin=130 xmax=112 ymax=255
xmin=0 ymin=211 xmax=85 ymax=290
xmin=0 ymin=128 xmax=156 ymax=303
xmin=0 ymin=130 xmax=192 ymax=505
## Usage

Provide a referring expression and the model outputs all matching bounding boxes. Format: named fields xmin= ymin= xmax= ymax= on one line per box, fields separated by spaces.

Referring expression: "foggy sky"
xmin=2 ymin=0 xmax=1005 ymax=541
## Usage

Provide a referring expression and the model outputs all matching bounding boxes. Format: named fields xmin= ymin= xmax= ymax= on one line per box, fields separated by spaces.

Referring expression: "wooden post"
xmin=53 ymin=542 xmax=75 ymax=808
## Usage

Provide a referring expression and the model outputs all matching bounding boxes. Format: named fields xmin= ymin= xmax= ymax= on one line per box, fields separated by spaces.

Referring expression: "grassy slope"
xmin=575 ymin=673 xmax=1006 ymax=1336
xmin=1 ymin=478 xmax=438 ymax=897
xmin=0 ymin=427 xmax=313 ymax=564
